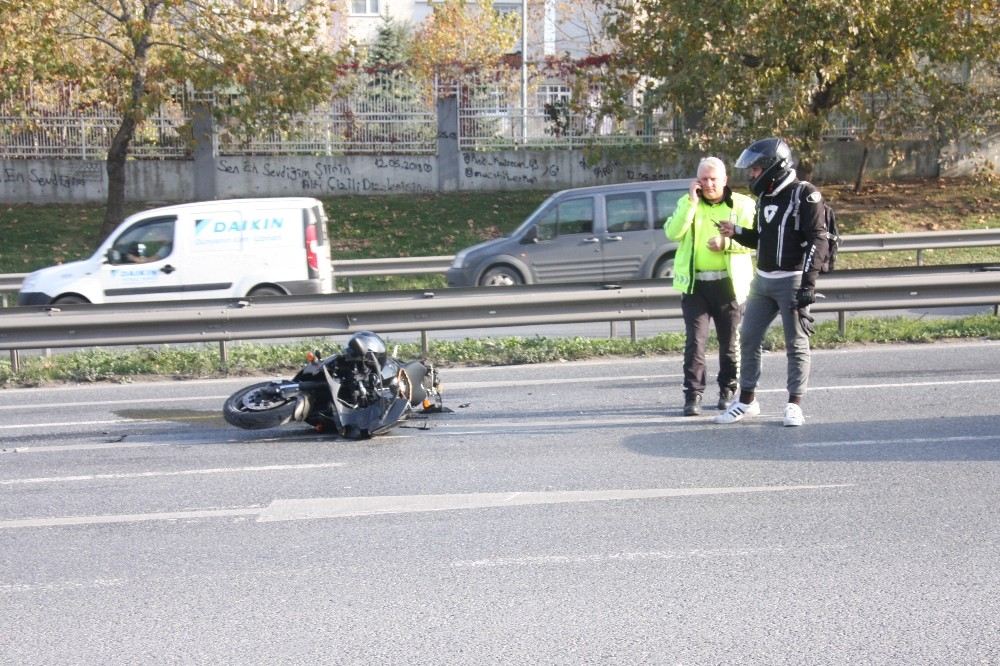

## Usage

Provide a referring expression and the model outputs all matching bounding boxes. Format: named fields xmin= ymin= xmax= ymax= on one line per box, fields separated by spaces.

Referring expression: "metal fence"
xmin=0 ymin=89 xmax=189 ymax=159
xmin=1 ymin=67 xmax=877 ymax=159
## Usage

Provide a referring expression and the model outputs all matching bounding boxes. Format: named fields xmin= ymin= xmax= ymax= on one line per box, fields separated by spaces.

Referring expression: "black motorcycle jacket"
xmin=730 ymin=171 xmax=829 ymax=291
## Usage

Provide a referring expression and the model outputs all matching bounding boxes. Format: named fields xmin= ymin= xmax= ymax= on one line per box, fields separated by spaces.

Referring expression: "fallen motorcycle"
xmin=223 ymin=331 xmax=442 ymax=439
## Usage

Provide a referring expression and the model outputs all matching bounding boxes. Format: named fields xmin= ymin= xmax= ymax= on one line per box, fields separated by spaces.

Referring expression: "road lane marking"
xmin=0 ymin=507 xmax=261 ymax=530
xmin=0 ymin=375 xmax=683 ymax=412
xmin=0 ymin=418 xmax=151 ymax=431
xmin=451 ymin=544 xmax=850 ymax=568
xmin=3 ymin=375 xmax=1000 ymax=415
xmin=0 ymin=484 xmax=850 ymax=530
xmin=0 ymin=462 xmax=345 ymax=486
xmin=256 ymin=484 xmax=851 ymax=522
xmin=794 ymin=435 xmax=1000 ymax=448
xmin=3 ymin=442 xmax=160 ymax=453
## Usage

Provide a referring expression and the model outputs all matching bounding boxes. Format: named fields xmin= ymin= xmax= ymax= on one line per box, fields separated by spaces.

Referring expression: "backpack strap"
xmin=791 ymin=182 xmax=806 ymax=231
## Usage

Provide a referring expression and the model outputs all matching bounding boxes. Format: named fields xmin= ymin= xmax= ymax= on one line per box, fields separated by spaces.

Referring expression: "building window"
xmin=537 ymin=85 xmax=571 ymax=107
xmin=352 ymin=0 xmax=379 ymax=15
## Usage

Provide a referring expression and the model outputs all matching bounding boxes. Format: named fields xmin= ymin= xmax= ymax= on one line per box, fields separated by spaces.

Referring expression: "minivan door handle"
xmin=582 ymin=237 xmax=600 ymax=244
xmin=160 ymin=264 xmax=176 ymax=274
xmin=604 ymin=235 xmax=624 ymax=242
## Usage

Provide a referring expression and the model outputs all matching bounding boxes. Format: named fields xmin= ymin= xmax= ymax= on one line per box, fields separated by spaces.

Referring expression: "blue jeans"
xmin=738 ymin=273 xmax=811 ymax=398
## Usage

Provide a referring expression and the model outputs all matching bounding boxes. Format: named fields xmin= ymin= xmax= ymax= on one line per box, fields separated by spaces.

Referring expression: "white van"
xmin=17 ymin=197 xmax=333 ymax=305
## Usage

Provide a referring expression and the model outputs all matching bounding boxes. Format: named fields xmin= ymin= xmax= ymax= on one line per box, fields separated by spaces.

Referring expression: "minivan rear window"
xmin=605 ymin=192 xmax=649 ymax=232
xmin=654 ymin=189 xmax=687 ymax=226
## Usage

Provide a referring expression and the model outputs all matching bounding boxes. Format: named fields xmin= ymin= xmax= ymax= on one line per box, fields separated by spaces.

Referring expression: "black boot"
xmin=683 ymin=394 xmax=702 ymax=416
xmin=718 ymin=387 xmax=735 ymax=410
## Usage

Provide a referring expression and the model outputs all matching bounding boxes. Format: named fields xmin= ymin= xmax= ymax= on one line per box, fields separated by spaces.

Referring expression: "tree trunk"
xmin=100 ymin=116 xmax=137 ymax=243
xmin=853 ymin=144 xmax=870 ymax=194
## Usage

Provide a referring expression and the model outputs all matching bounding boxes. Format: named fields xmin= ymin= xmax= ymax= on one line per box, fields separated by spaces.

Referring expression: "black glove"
xmin=795 ymin=287 xmax=815 ymax=308
xmin=797 ymin=307 xmax=815 ymax=337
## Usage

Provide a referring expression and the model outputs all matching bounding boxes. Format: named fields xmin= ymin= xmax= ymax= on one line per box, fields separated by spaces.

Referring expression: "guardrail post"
xmin=917 ymin=249 xmax=924 ymax=266
xmin=219 ymin=341 xmax=228 ymax=372
xmin=9 ymin=350 xmax=18 ymax=374
xmin=839 ymin=311 xmax=847 ymax=336
xmin=420 ymin=331 xmax=429 ymax=356
xmin=630 ymin=320 xmax=637 ymax=343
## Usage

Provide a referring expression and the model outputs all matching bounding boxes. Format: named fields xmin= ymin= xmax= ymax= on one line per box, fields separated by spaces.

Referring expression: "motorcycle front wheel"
xmin=223 ymin=382 xmax=298 ymax=430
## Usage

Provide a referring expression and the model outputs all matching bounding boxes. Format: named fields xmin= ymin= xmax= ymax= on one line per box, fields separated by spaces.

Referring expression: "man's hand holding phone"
xmin=688 ymin=180 xmax=701 ymax=202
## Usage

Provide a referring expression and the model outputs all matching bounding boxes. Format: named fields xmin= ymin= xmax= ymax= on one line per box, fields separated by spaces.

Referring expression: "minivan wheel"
xmin=52 ymin=295 xmax=89 ymax=305
xmin=248 ymin=286 xmax=285 ymax=298
xmin=653 ymin=258 xmax=674 ymax=280
xmin=479 ymin=266 xmax=523 ymax=287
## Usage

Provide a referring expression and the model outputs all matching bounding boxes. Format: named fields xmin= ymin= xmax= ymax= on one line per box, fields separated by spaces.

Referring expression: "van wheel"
xmin=653 ymin=258 xmax=674 ymax=280
xmin=479 ymin=266 xmax=523 ymax=287
xmin=52 ymin=295 xmax=89 ymax=305
xmin=248 ymin=286 xmax=285 ymax=298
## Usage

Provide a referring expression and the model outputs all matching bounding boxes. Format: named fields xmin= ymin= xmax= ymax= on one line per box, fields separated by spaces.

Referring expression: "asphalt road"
xmin=2 ymin=341 xmax=999 ymax=664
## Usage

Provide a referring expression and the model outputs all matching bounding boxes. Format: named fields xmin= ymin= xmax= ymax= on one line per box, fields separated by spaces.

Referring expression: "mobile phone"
xmin=695 ymin=188 xmax=703 ymax=199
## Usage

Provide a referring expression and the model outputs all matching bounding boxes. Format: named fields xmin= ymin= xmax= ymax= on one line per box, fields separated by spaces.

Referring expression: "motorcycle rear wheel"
xmin=223 ymin=382 xmax=298 ymax=430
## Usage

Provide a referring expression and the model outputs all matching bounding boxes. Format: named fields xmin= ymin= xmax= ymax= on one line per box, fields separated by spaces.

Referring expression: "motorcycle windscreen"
xmin=333 ymin=397 xmax=410 ymax=438
xmin=322 ymin=363 xmax=410 ymax=438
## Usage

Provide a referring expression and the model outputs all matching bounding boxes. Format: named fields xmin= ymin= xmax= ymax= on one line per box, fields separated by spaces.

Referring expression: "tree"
xmin=367 ymin=16 xmax=413 ymax=68
xmin=606 ymin=0 xmax=1000 ymax=178
xmin=8 ymin=0 xmax=346 ymax=240
xmin=0 ymin=2 xmax=68 ymax=108
xmin=409 ymin=0 xmax=520 ymax=78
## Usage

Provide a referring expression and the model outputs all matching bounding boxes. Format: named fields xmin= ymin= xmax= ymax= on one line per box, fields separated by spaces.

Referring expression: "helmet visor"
xmin=735 ymin=147 xmax=769 ymax=170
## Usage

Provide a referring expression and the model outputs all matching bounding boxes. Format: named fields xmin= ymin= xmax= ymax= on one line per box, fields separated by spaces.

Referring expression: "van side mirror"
xmin=521 ymin=226 xmax=539 ymax=244
xmin=106 ymin=248 xmax=122 ymax=264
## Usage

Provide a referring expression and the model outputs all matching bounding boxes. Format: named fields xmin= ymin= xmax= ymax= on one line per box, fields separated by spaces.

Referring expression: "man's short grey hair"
xmin=697 ymin=156 xmax=727 ymax=176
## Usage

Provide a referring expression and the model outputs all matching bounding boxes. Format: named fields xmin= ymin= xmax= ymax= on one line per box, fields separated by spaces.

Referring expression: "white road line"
xmin=0 ymin=418 xmax=151 ymax=431
xmin=0 ymin=507 xmax=261 ymax=530
xmin=794 ymin=435 xmax=1000 ymax=448
xmin=0 ymin=462 xmax=345 ymax=486
xmin=0 ymin=395 xmax=229 ymax=411
xmin=257 ymin=484 xmax=852 ymax=522
xmin=0 ymin=484 xmax=850 ymax=530
xmin=3 ymin=442 xmax=160 ymax=453
xmin=451 ymin=544 xmax=850 ymax=568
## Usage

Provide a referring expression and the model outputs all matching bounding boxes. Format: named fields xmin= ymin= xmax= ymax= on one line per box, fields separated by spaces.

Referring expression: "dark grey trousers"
xmin=739 ymin=273 xmax=812 ymax=397
xmin=680 ymin=278 xmax=742 ymax=397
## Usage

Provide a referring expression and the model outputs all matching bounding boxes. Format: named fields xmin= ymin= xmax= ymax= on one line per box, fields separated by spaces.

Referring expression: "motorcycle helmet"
xmin=345 ymin=330 xmax=388 ymax=364
xmin=735 ymin=137 xmax=793 ymax=196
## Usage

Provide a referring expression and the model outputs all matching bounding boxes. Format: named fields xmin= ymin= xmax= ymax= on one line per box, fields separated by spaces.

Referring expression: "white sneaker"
xmin=713 ymin=400 xmax=761 ymax=424
xmin=783 ymin=403 xmax=805 ymax=427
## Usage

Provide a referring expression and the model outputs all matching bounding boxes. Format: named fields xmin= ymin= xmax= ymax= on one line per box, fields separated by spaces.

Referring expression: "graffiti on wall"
xmin=2 ymin=164 xmax=98 ymax=190
xmin=461 ymin=153 xmax=561 ymax=185
xmin=216 ymin=157 xmax=434 ymax=194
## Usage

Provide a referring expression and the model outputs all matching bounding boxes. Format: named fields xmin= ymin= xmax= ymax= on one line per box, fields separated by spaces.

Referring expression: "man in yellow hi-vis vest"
xmin=665 ymin=157 xmax=756 ymax=416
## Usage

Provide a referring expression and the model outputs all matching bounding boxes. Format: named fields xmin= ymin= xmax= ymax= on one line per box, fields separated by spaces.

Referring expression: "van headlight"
xmin=450 ymin=251 xmax=467 ymax=269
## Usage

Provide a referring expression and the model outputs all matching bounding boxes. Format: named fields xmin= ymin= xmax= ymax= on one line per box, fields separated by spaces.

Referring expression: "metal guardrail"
xmin=2 ymin=266 xmax=998 ymax=373
xmin=3 ymin=230 xmax=1000 ymax=301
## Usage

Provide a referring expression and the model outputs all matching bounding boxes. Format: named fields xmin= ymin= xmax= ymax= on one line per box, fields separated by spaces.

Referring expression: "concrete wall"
xmin=1 ymin=160 xmax=193 ymax=204
xmin=0 ymin=139 xmax=991 ymax=205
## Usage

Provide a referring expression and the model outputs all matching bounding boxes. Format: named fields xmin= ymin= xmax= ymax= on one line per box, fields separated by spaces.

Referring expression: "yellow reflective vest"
xmin=664 ymin=190 xmax=756 ymax=304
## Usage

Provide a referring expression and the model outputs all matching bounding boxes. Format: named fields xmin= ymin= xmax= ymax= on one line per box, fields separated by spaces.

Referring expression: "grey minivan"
xmin=446 ymin=179 xmax=689 ymax=287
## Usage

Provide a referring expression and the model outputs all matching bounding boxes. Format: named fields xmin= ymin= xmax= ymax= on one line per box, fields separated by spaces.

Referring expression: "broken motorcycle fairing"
xmin=222 ymin=331 xmax=442 ymax=439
